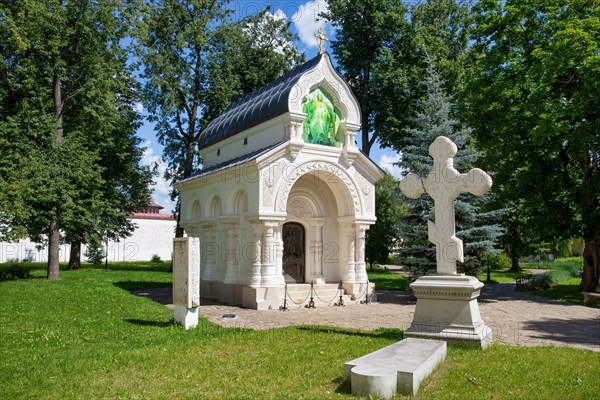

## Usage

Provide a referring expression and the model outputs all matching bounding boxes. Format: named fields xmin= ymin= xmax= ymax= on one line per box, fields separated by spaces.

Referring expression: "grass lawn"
xmin=477 ymin=269 xmax=531 ymax=284
xmin=1 ymin=262 xmax=598 ymax=399
xmin=366 ymin=265 xmax=409 ymax=290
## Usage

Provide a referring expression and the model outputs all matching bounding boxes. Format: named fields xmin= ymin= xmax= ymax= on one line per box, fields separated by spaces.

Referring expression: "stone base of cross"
xmin=400 ymin=136 xmax=492 ymax=275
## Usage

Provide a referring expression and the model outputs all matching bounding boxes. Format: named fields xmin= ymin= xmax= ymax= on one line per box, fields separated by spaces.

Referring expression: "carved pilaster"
xmin=223 ymin=222 xmax=239 ymax=284
xmin=249 ymin=222 xmax=263 ymax=288
xmin=261 ymin=223 xmax=278 ymax=287
xmin=355 ymin=225 xmax=368 ymax=283
xmin=201 ymin=222 xmax=217 ymax=281
xmin=274 ymin=223 xmax=285 ymax=285
xmin=343 ymin=224 xmax=356 ymax=283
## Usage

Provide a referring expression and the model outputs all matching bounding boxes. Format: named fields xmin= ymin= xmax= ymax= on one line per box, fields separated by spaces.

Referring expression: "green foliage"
xmin=150 ymin=254 xmax=161 ymax=263
xmin=482 ymin=253 xmax=512 ymax=271
xmin=467 ymin=0 xmax=600 ymax=291
xmin=0 ymin=0 xmax=153 ymax=277
xmin=398 ymin=63 xmax=502 ymax=278
xmin=0 ymin=265 xmax=32 ymax=281
xmin=84 ymin=239 xmax=106 ymax=265
xmin=321 ymin=0 xmax=414 ymax=155
xmin=365 ymin=174 xmax=407 ymax=268
xmin=135 ymin=2 xmax=303 ymax=188
xmin=523 ymin=257 xmax=583 ymax=290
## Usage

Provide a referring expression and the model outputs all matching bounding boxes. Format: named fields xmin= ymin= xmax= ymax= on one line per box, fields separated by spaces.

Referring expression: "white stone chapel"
xmin=175 ymin=53 xmax=384 ymax=310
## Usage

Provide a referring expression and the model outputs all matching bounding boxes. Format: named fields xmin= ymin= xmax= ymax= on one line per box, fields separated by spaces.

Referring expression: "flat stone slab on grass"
xmin=344 ymin=338 xmax=446 ymax=398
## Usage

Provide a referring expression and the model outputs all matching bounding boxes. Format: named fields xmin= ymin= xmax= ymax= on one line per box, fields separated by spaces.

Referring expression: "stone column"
xmin=261 ymin=223 xmax=278 ymax=287
xmin=223 ymin=222 xmax=239 ymax=284
xmin=354 ymin=225 xmax=368 ymax=283
xmin=343 ymin=223 xmax=356 ymax=283
xmin=274 ymin=223 xmax=285 ymax=285
xmin=249 ymin=222 xmax=263 ymax=288
xmin=309 ymin=220 xmax=325 ymax=283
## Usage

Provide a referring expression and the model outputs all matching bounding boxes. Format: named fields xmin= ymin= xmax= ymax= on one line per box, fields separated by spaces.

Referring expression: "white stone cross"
xmin=399 ymin=136 xmax=492 ymax=275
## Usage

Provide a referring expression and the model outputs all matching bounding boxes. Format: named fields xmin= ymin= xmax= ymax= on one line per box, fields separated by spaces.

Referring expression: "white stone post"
xmin=173 ymin=237 xmax=200 ymax=329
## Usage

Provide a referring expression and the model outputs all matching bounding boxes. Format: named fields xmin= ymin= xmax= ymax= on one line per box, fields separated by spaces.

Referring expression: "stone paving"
xmin=136 ymin=282 xmax=600 ymax=352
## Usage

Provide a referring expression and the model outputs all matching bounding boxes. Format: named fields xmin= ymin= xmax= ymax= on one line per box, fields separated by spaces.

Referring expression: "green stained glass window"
xmin=301 ymin=88 xmax=341 ymax=147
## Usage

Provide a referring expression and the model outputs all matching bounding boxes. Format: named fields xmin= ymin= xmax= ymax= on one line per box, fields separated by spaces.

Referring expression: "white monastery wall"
xmin=0 ymin=216 xmax=176 ymax=264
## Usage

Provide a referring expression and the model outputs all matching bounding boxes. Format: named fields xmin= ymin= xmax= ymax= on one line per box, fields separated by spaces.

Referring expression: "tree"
xmin=398 ymin=62 xmax=502 ymax=278
xmin=0 ymin=0 xmax=153 ymax=278
xmin=467 ymin=0 xmax=600 ymax=292
xmin=321 ymin=0 xmax=414 ymax=156
xmin=365 ymin=173 xmax=407 ymax=269
xmin=322 ymin=1 xmax=473 ymax=155
xmin=135 ymin=2 xmax=303 ymax=236
xmin=205 ymin=8 xmax=305 ymax=123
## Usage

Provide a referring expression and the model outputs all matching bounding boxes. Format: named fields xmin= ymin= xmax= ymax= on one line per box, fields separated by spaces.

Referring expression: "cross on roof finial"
xmin=315 ymin=27 xmax=328 ymax=55
xmin=399 ymin=136 xmax=493 ymax=275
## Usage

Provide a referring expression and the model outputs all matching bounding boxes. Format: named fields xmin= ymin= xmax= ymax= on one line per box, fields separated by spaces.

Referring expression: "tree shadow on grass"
xmin=125 ymin=318 xmax=175 ymax=327
xmin=113 ymin=280 xmax=171 ymax=292
xmin=296 ymin=325 xmax=403 ymax=341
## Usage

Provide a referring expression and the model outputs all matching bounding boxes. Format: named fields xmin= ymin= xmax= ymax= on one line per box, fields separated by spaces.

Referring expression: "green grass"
xmin=367 ymin=265 xmax=409 ymax=290
xmin=516 ymin=257 xmax=598 ymax=307
xmin=1 ymin=262 xmax=598 ymax=399
xmin=521 ymin=257 xmax=582 ymax=272
xmin=477 ymin=269 xmax=531 ymax=284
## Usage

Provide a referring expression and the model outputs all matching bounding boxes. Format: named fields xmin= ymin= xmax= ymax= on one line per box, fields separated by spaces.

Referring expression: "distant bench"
xmin=582 ymin=292 xmax=600 ymax=306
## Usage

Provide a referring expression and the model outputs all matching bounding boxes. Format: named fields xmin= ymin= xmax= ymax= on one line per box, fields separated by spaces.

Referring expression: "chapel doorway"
xmin=282 ymin=222 xmax=305 ymax=283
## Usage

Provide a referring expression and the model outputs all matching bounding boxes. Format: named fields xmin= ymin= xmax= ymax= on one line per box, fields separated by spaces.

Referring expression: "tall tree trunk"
xmin=509 ymin=255 xmax=520 ymax=272
xmin=580 ymin=235 xmax=600 ymax=292
xmin=48 ymin=73 xmax=64 ymax=280
xmin=48 ymin=219 xmax=61 ymax=280
xmin=67 ymin=241 xmax=81 ymax=270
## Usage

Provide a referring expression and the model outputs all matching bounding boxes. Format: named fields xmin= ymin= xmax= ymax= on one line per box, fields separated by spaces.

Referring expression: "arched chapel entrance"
xmin=282 ymin=222 xmax=305 ymax=283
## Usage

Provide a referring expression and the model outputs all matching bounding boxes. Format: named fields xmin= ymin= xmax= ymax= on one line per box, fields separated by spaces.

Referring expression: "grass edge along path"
xmin=0 ymin=262 xmax=598 ymax=399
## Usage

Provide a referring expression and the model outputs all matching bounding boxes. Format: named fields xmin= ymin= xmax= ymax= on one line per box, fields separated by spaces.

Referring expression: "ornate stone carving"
xmin=354 ymin=172 xmax=373 ymax=213
xmin=288 ymin=59 xmax=360 ymax=127
xmin=274 ymin=161 xmax=361 ymax=214
xmin=262 ymin=160 xmax=285 ymax=208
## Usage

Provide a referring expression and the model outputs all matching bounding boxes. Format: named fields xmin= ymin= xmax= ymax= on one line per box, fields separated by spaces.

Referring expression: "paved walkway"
xmin=136 ymin=283 xmax=600 ymax=352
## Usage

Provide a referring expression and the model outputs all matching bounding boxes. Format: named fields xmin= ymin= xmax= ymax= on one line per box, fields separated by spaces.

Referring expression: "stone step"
xmin=344 ymin=338 xmax=447 ymax=398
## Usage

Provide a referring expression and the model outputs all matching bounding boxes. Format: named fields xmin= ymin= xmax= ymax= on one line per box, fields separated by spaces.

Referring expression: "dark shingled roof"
xmin=198 ymin=54 xmax=324 ymax=149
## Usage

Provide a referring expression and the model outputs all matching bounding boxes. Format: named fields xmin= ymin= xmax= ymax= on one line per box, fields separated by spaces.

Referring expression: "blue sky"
xmin=139 ymin=0 xmax=401 ymax=212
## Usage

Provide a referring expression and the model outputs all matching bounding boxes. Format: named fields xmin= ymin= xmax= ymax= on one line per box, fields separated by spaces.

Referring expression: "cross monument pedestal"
xmin=400 ymin=136 xmax=493 ymax=348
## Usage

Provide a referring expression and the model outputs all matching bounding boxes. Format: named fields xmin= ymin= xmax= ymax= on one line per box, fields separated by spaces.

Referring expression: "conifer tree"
xmin=398 ymin=62 xmax=501 ymax=278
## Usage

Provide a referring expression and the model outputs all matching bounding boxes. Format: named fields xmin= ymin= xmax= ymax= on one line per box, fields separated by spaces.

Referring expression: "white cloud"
xmin=378 ymin=153 xmax=403 ymax=180
xmin=292 ymin=0 xmax=329 ymax=49
xmin=133 ymin=102 xmax=144 ymax=113
xmin=272 ymin=8 xmax=287 ymax=22
xmin=141 ymin=141 xmax=176 ymax=214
